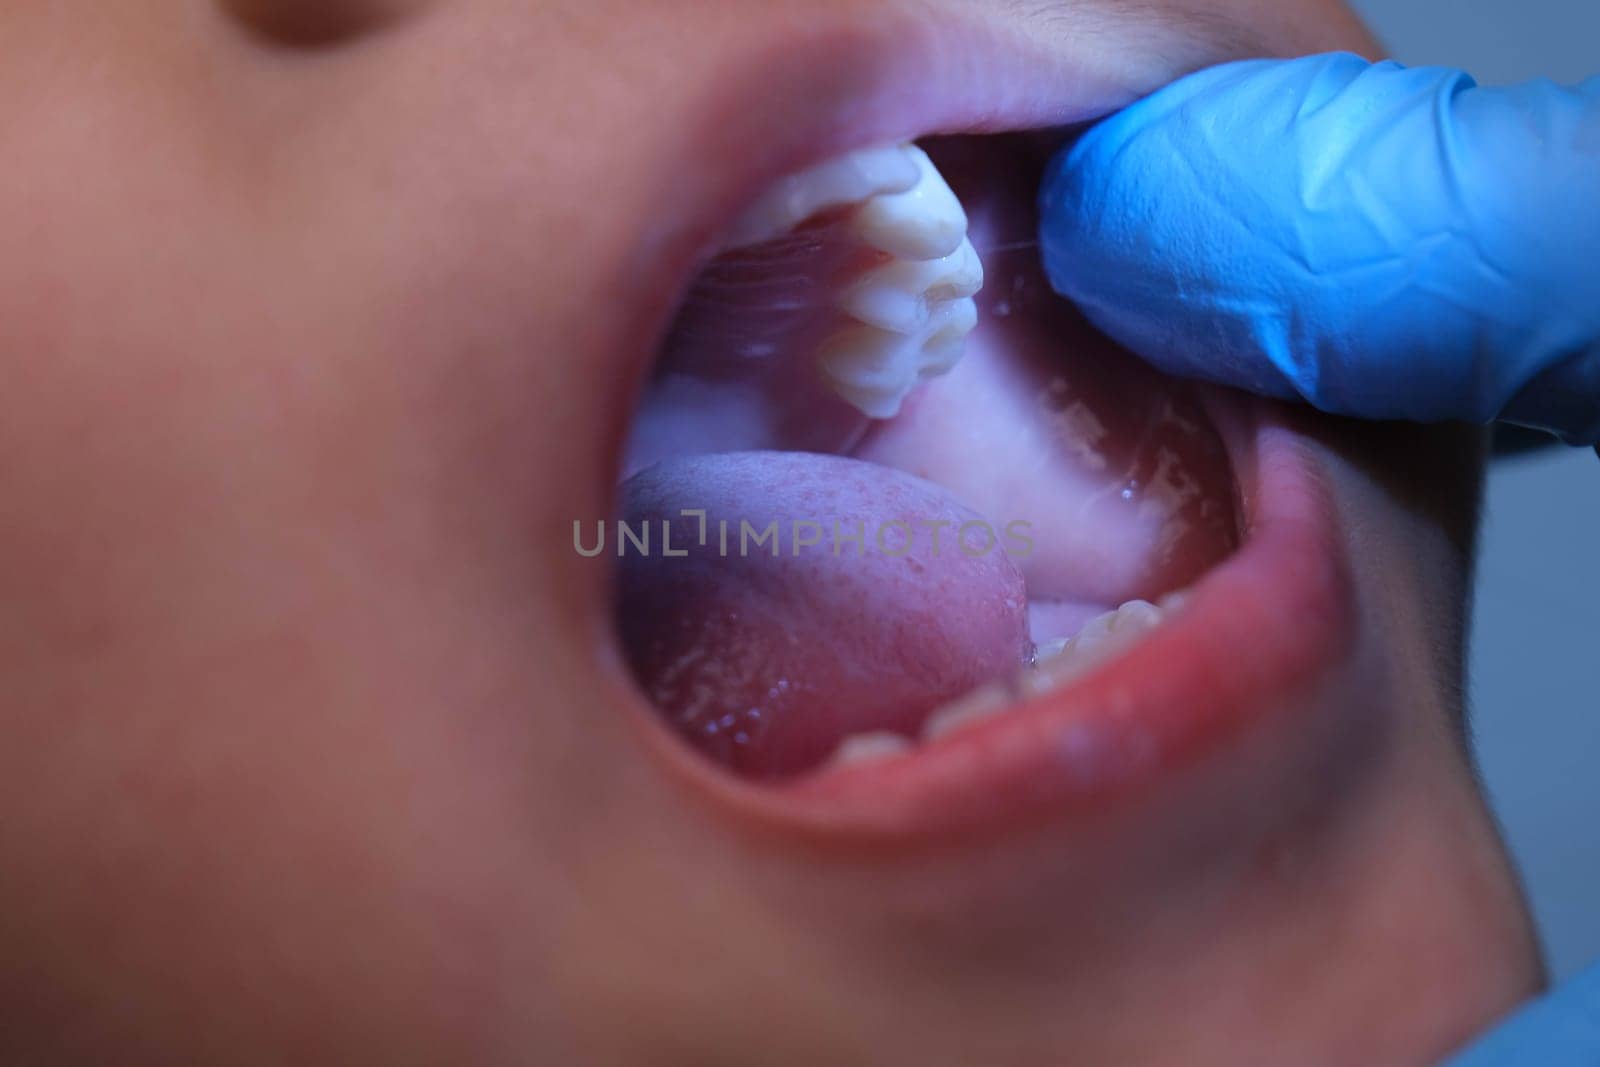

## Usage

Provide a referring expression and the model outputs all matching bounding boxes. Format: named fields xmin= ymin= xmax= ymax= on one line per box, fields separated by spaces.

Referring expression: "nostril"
xmin=220 ymin=0 xmax=422 ymax=48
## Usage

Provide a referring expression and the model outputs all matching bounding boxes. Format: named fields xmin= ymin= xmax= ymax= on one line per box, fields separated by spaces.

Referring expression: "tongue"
xmin=617 ymin=452 xmax=1032 ymax=779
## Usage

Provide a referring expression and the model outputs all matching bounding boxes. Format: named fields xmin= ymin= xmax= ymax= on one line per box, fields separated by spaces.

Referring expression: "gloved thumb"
xmin=1039 ymin=53 xmax=1600 ymax=443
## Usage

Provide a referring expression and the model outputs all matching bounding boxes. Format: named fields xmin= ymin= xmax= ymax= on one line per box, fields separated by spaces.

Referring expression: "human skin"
xmin=0 ymin=1 xmax=1541 ymax=1064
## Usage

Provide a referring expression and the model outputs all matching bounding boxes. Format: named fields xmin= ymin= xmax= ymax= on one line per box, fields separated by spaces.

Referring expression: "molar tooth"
xmin=837 ymin=239 xmax=984 ymax=334
xmin=915 ymin=300 xmax=979 ymax=378
xmin=919 ymin=598 xmax=1170 ymax=744
xmin=837 ymin=280 xmax=929 ymax=337
xmin=722 ymin=144 xmax=923 ymax=250
xmin=723 ymin=141 xmax=982 ymax=421
xmin=921 ymin=681 xmax=1014 ymax=743
xmin=815 ymin=327 xmax=926 ymax=419
xmin=850 ymin=146 xmax=969 ymax=260
xmin=821 ymin=290 xmax=979 ymax=416
xmin=1033 ymin=638 xmax=1070 ymax=663
xmin=928 ymin=239 xmax=985 ymax=301
xmin=1088 ymin=598 xmax=1163 ymax=643
xmin=1024 ymin=599 xmax=1165 ymax=696
xmin=828 ymin=731 xmax=914 ymax=767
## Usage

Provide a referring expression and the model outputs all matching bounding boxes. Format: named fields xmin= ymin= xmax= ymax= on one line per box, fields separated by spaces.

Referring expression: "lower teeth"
xmin=830 ymin=731 xmax=917 ymax=767
xmin=824 ymin=596 xmax=1176 ymax=768
xmin=1026 ymin=598 xmax=1164 ymax=691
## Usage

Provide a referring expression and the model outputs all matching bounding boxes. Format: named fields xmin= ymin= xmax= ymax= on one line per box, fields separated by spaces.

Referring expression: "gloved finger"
xmin=1443 ymin=961 xmax=1600 ymax=1066
xmin=1039 ymin=53 xmax=1600 ymax=444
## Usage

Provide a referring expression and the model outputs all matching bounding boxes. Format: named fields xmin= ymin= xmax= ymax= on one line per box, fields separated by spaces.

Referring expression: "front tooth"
xmin=1024 ymin=600 xmax=1165 ymax=696
xmin=828 ymin=731 xmax=914 ymax=767
xmin=722 ymin=144 xmax=923 ymax=250
xmin=850 ymin=145 xmax=969 ymax=260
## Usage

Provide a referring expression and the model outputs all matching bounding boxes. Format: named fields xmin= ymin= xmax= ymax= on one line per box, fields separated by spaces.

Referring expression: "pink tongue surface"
xmin=617 ymin=452 xmax=1032 ymax=779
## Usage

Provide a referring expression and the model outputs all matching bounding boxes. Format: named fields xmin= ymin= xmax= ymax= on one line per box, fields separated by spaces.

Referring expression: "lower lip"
xmin=619 ymin=392 xmax=1356 ymax=844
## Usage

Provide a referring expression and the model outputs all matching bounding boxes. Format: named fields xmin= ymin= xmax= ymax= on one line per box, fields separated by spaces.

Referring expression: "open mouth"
xmin=599 ymin=129 xmax=1355 ymax=834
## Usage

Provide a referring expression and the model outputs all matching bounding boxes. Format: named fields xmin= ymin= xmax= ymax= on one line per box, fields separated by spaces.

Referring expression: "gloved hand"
xmin=1038 ymin=52 xmax=1600 ymax=444
xmin=1444 ymin=961 xmax=1600 ymax=1066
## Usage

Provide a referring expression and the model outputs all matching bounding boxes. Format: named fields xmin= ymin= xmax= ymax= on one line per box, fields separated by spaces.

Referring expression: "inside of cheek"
xmin=609 ymin=135 xmax=1240 ymax=781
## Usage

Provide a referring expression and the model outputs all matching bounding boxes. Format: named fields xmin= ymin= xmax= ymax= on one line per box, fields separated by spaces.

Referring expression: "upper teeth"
xmin=850 ymin=148 xmax=970 ymax=261
xmin=816 ymin=297 xmax=980 ymax=418
xmin=837 ymin=240 xmax=983 ymax=334
xmin=723 ymin=143 xmax=983 ymax=420
xmin=722 ymin=145 xmax=923 ymax=250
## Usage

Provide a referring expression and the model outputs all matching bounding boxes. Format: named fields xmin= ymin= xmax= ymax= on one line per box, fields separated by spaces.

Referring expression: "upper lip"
xmin=607 ymin=8 xmax=1360 ymax=843
xmin=651 ymin=6 xmax=1182 ymax=293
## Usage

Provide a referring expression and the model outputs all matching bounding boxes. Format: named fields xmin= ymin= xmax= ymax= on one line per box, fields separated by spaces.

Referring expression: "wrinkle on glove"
xmin=1039 ymin=52 xmax=1600 ymax=444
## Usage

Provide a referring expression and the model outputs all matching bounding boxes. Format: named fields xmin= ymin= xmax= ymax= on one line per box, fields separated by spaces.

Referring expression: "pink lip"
xmin=616 ymin=392 xmax=1358 ymax=842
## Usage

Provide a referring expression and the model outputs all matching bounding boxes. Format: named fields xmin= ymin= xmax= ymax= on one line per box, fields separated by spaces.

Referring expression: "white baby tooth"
xmin=1025 ymin=600 xmax=1166 ymax=695
xmin=921 ymin=682 xmax=1014 ymax=743
xmin=820 ymin=149 xmax=981 ymax=416
xmin=718 ymin=141 xmax=984 ymax=420
xmin=851 ymin=145 xmax=969 ymax=260
xmin=930 ymin=239 xmax=985 ymax=302
xmin=816 ymin=327 xmax=923 ymax=418
xmin=823 ymin=237 xmax=981 ymax=415
xmin=1158 ymin=589 xmax=1191 ymax=614
xmin=836 ymin=279 xmax=928 ymax=337
xmin=916 ymin=299 xmax=980 ymax=378
xmin=722 ymin=144 xmax=923 ymax=250
xmin=829 ymin=731 xmax=914 ymax=767
xmin=1089 ymin=599 xmax=1162 ymax=644
xmin=837 ymin=240 xmax=984 ymax=334
xmin=919 ymin=600 xmax=1169 ymax=745
xmin=1033 ymin=638 xmax=1070 ymax=663
xmin=819 ymin=291 xmax=980 ymax=416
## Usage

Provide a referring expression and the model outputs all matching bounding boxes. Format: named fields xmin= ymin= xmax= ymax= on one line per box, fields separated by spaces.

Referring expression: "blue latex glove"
xmin=1039 ymin=53 xmax=1600 ymax=444
xmin=1042 ymin=52 xmax=1600 ymax=1061
xmin=1444 ymin=962 xmax=1600 ymax=1066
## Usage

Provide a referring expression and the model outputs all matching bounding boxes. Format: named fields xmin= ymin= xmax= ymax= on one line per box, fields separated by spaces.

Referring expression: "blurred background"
xmin=1346 ymin=0 xmax=1600 ymax=981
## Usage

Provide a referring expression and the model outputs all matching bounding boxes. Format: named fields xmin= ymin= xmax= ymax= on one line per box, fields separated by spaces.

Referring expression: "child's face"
xmin=0 ymin=2 xmax=1539 ymax=1063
